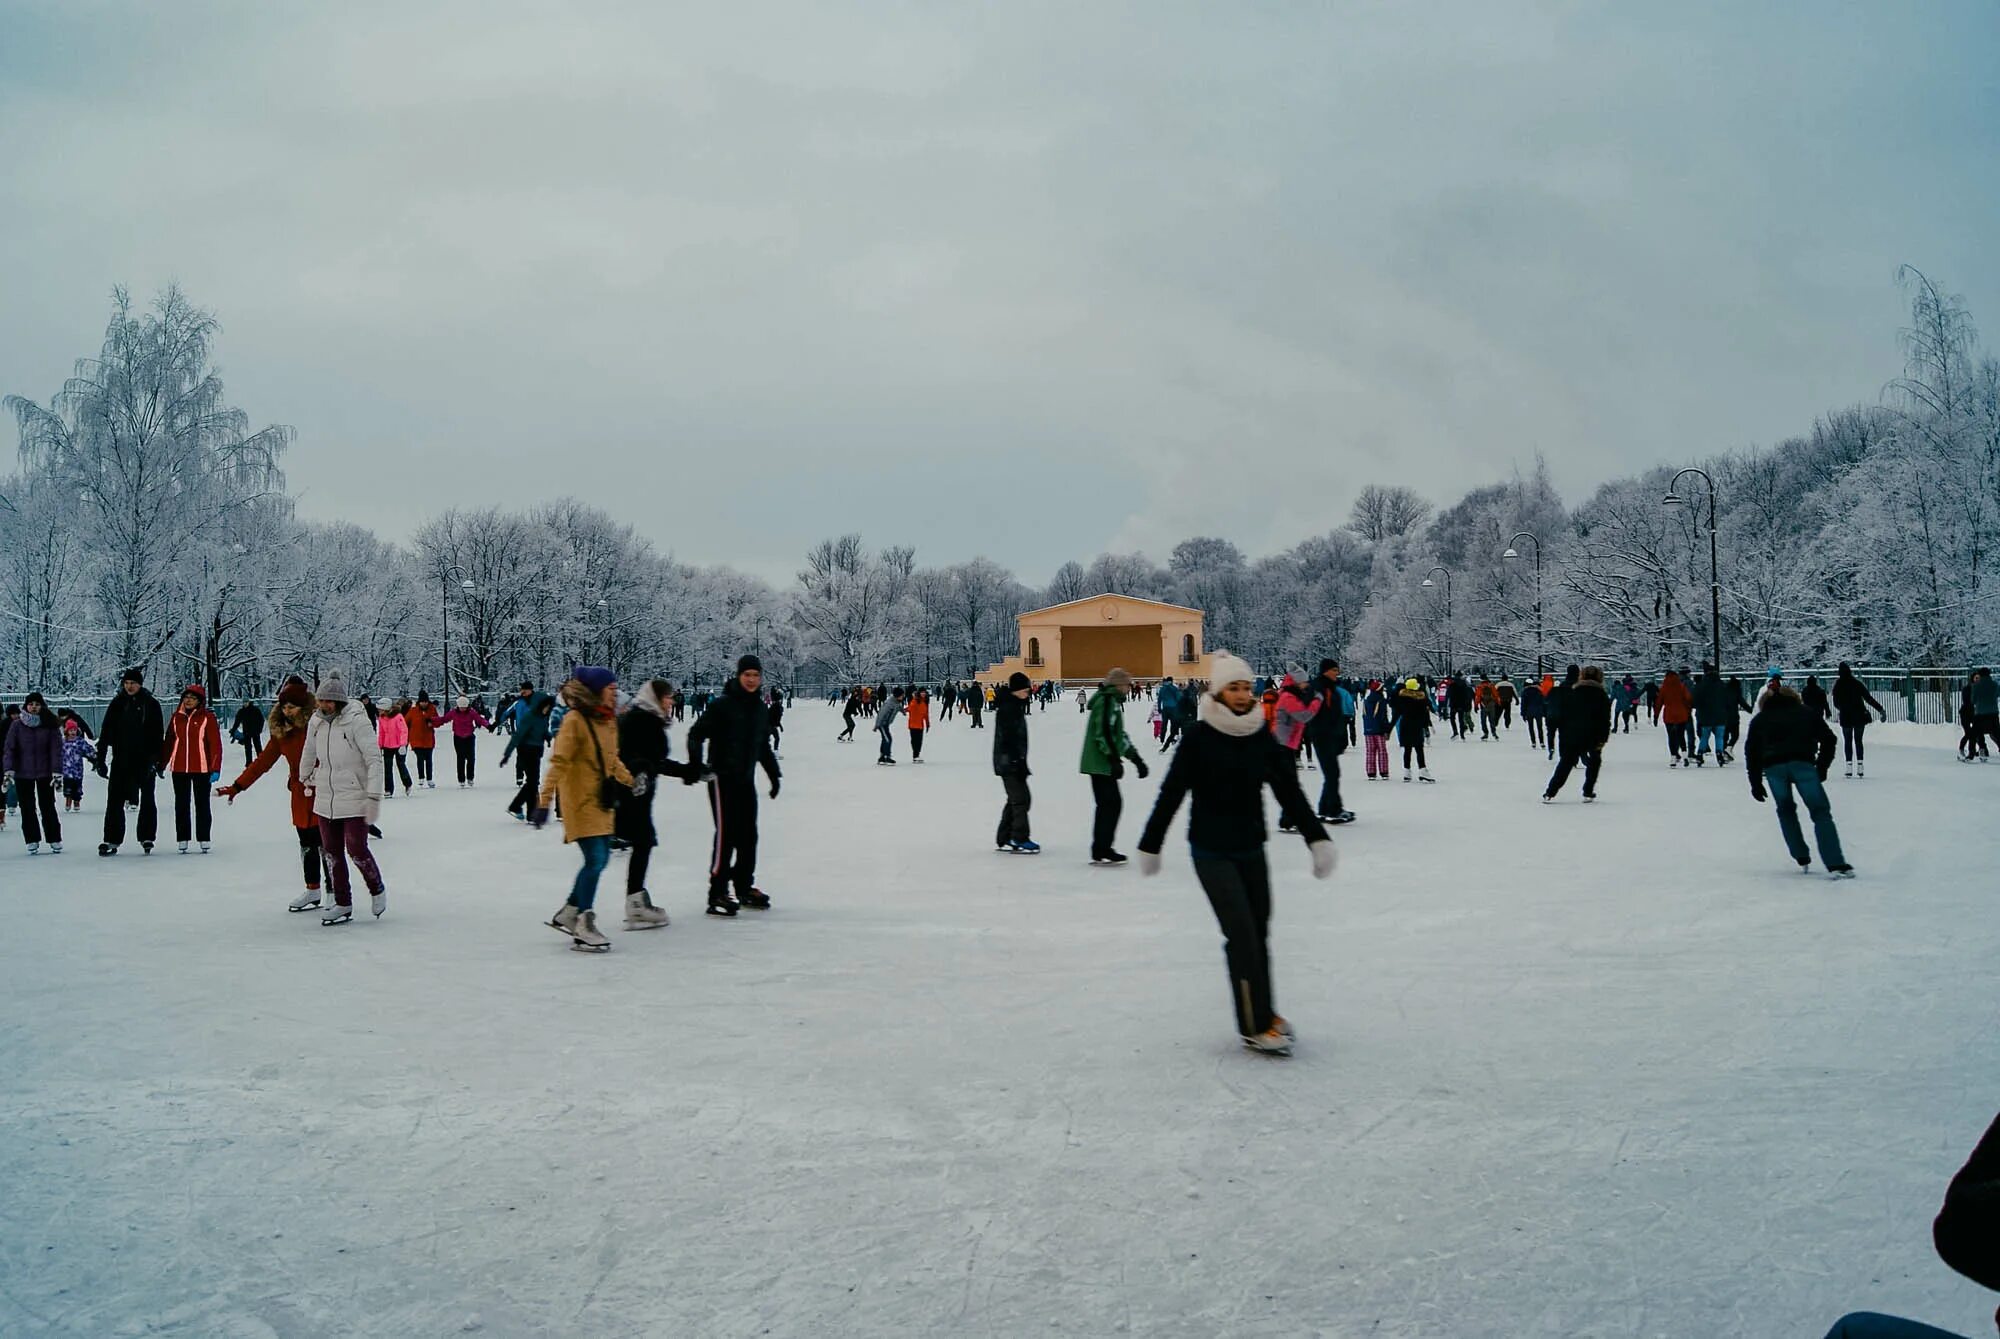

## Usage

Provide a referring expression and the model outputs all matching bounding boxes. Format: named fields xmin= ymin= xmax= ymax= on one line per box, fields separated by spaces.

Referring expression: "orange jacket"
xmin=1474 ymin=681 xmax=1497 ymax=707
xmin=229 ymin=731 xmax=313 ymax=829
xmin=907 ymin=697 xmax=930 ymax=730
xmin=1261 ymin=689 xmax=1280 ymax=726
xmin=406 ymin=702 xmax=441 ymax=749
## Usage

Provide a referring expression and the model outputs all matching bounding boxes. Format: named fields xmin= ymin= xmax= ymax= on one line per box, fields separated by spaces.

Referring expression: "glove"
xmin=629 ymin=773 xmax=651 ymax=797
xmin=209 ymin=771 xmax=220 ymax=784
xmin=1750 ymin=784 xmax=1767 ymax=803
xmin=682 ymin=768 xmax=705 ymax=786
xmin=1129 ymin=754 xmax=1150 ymax=780
xmin=94 ymin=762 xmax=108 ymax=779
xmin=768 ymin=777 xmax=781 ymax=800
xmin=155 ymin=763 xmax=167 ymax=777
xmin=1137 ymin=850 xmax=1162 ymax=877
xmin=1 ymin=772 xmax=12 ymax=789
xmin=1309 ymin=839 xmax=1337 ymax=881
xmin=529 ymin=806 xmax=551 ymax=829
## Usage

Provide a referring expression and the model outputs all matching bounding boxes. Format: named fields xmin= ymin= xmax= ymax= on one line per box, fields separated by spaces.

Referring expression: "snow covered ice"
xmin=3 ymin=706 xmax=1995 ymax=1337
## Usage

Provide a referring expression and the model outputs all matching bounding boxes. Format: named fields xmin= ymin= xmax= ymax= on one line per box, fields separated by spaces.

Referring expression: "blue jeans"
xmin=1765 ymin=761 xmax=1846 ymax=869
xmin=1699 ymin=723 xmax=1729 ymax=756
xmin=568 ymin=835 xmax=612 ymax=911
xmin=1823 ymin=1312 xmax=1967 ymax=1338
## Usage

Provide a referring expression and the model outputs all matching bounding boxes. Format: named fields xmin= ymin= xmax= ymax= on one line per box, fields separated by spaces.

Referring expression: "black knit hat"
xmin=122 ymin=666 xmax=144 ymax=684
xmin=1007 ymin=671 xmax=1032 ymax=692
xmin=737 ymin=654 xmax=764 ymax=675
xmin=1319 ymin=657 xmax=1339 ymax=674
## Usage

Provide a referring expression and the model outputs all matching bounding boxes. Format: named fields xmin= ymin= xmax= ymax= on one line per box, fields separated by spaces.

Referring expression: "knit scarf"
xmin=1199 ymin=693 xmax=1266 ymax=738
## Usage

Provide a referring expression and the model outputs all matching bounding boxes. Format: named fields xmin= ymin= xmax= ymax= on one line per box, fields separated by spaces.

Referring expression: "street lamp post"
xmin=1419 ymin=565 xmax=1453 ymax=671
xmin=1502 ymin=532 xmax=1544 ymax=677
xmin=440 ymin=569 xmax=475 ymax=694
xmin=1663 ymin=468 xmax=1722 ymax=675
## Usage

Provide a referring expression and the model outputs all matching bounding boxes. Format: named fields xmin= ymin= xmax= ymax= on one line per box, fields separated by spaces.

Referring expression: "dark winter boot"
xmin=737 ymin=888 xmax=772 ymax=910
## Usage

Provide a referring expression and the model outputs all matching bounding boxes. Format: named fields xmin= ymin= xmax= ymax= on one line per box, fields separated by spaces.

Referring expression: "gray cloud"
xmin=3 ymin=0 xmax=1994 ymax=585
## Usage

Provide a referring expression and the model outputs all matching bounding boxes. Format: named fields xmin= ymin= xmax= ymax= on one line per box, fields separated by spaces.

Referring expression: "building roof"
xmin=1017 ymin=592 xmax=1204 ymax=622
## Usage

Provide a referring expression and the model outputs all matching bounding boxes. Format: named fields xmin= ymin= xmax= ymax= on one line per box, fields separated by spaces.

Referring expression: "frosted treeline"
xmin=4 ymin=269 xmax=1995 ymax=696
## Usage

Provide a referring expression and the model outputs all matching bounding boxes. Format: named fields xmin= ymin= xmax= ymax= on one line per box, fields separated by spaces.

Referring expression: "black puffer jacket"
xmin=685 ymin=680 xmax=779 ymax=784
xmin=1139 ymin=706 xmax=1328 ymax=855
xmin=1742 ymin=694 xmax=1836 ymax=779
xmin=1558 ymin=681 xmax=1613 ymax=751
xmin=992 ymin=691 xmax=1030 ymax=776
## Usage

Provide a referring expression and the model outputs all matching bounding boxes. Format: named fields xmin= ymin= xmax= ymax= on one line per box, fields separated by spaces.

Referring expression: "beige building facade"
xmin=980 ymin=594 xmax=1212 ymax=685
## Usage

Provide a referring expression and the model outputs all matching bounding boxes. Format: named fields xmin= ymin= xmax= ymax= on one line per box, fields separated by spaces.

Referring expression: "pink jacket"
xmin=377 ymin=713 xmax=409 ymax=749
xmin=436 ymin=706 xmax=490 ymax=739
xmin=1271 ymin=683 xmax=1321 ymax=751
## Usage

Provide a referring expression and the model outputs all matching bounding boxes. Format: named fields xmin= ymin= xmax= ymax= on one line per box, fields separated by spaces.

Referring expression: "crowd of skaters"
xmin=7 ymin=655 xmax=2000 ymax=1036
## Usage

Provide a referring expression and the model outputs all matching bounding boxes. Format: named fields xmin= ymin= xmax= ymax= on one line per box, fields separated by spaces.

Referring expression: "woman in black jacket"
xmin=616 ymin=680 xmax=704 ymax=928
xmin=1831 ymin=663 xmax=1888 ymax=777
xmin=1138 ymin=654 xmax=1336 ymax=1056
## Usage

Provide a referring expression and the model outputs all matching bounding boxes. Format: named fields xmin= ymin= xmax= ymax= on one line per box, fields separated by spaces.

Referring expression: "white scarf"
xmin=1199 ymin=692 xmax=1266 ymax=738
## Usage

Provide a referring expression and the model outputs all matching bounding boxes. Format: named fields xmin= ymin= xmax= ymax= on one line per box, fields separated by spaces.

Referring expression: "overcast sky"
xmin=3 ymin=1 xmax=1995 ymax=585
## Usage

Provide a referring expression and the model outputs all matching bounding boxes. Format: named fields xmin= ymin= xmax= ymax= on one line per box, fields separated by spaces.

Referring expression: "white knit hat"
xmin=314 ymin=672 xmax=349 ymax=703
xmin=1207 ymin=652 xmax=1254 ymax=691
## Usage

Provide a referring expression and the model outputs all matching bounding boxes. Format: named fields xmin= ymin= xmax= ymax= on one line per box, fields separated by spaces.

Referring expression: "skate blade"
xmin=569 ymin=940 xmax=611 ymax=952
xmin=622 ymin=920 xmax=669 ymax=930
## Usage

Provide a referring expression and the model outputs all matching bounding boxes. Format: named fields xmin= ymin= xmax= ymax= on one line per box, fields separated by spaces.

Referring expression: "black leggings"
xmin=413 ymin=747 xmax=434 ymax=783
xmin=1401 ymin=739 xmax=1427 ymax=769
xmin=453 ymin=735 xmax=475 ymax=783
xmin=298 ymin=824 xmax=325 ymax=888
xmin=1192 ymin=851 xmax=1275 ymax=1036
xmin=382 ymin=748 xmax=412 ymax=795
xmin=1841 ymin=722 xmax=1867 ymax=762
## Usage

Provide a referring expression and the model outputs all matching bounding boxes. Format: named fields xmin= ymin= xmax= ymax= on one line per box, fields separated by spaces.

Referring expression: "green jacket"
xmin=1078 ymin=685 xmax=1139 ymax=777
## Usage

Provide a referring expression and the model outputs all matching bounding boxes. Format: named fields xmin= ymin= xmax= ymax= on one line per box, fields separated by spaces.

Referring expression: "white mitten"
xmin=1309 ymin=839 xmax=1337 ymax=880
xmin=1137 ymin=850 xmax=1162 ymax=877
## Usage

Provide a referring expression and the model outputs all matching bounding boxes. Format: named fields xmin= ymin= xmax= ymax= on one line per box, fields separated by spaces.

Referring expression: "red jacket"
xmin=1658 ymin=674 xmax=1694 ymax=726
xmin=163 ymin=705 xmax=224 ymax=774
xmin=406 ymin=702 xmax=441 ymax=749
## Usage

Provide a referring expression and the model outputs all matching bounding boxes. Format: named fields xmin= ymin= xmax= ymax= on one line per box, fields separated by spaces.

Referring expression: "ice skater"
xmin=1542 ymin=666 xmax=1611 ymax=803
xmin=1830 ymin=663 xmax=1888 ymax=777
xmin=1136 ymin=654 xmax=1335 ymax=1056
xmin=218 ymin=677 xmax=328 ymax=913
xmin=299 ymin=673 xmax=388 ymax=924
xmin=1392 ymin=677 xmax=1435 ymax=782
xmin=533 ymin=667 xmax=634 ymax=951
xmin=685 ymin=654 xmax=782 ymax=916
xmin=162 ymin=685 xmax=223 ymax=853
xmin=2 ymin=691 xmax=64 ymax=852
xmin=615 ymin=679 xmax=703 ymax=930
xmin=875 ymin=687 xmax=904 ymax=765
xmin=1078 ymin=667 xmax=1149 ymax=864
xmin=992 ymin=671 xmax=1037 ymax=853
xmin=1743 ymin=679 xmax=1853 ymax=878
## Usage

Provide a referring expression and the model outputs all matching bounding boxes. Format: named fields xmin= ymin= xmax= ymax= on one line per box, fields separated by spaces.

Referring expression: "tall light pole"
xmin=1502 ymin=531 xmax=1544 ymax=677
xmin=1663 ymin=468 xmax=1721 ymax=675
xmin=1420 ymin=565 xmax=1453 ymax=671
xmin=440 ymin=568 xmax=475 ymax=694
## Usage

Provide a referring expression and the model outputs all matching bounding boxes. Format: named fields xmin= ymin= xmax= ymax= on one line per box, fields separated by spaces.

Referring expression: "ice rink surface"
xmin=2 ymin=701 xmax=1995 ymax=1337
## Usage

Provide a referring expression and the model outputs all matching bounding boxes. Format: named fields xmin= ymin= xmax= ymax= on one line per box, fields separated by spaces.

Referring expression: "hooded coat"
xmin=1391 ymin=684 xmax=1432 ymax=746
xmin=1271 ymin=680 xmax=1321 ymax=751
xmin=538 ymin=679 xmax=634 ymax=843
xmin=1079 ymin=684 xmax=1140 ymax=777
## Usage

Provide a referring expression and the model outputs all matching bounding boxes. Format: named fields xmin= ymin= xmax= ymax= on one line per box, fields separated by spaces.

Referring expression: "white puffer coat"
xmin=300 ymin=700 xmax=383 ymax=821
